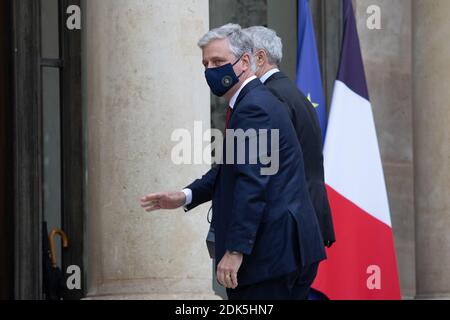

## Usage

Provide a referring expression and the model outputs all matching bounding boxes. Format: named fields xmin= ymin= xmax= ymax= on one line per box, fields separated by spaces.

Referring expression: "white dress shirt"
xmin=260 ymin=68 xmax=280 ymax=84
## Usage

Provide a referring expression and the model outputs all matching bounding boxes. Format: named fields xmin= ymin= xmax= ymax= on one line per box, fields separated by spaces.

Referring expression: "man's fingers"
xmin=140 ymin=202 xmax=157 ymax=209
xmin=218 ymin=267 xmax=234 ymax=288
xmin=145 ymin=205 xmax=161 ymax=212
xmin=141 ymin=193 xmax=163 ymax=202
xmin=231 ymin=272 xmax=238 ymax=289
xmin=140 ymin=193 xmax=165 ymax=210
xmin=224 ymin=273 xmax=234 ymax=288
xmin=217 ymin=269 xmax=225 ymax=288
xmin=141 ymin=200 xmax=158 ymax=208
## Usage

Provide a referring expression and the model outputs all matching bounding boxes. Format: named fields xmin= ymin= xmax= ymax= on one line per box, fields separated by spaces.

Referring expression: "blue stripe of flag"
xmin=296 ymin=0 xmax=327 ymax=145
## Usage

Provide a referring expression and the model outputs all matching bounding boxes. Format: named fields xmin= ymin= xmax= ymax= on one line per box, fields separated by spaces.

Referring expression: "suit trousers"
xmin=226 ymin=262 xmax=319 ymax=300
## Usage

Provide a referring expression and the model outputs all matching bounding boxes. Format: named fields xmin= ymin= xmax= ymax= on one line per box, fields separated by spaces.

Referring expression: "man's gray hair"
xmin=244 ymin=26 xmax=283 ymax=65
xmin=198 ymin=23 xmax=256 ymax=70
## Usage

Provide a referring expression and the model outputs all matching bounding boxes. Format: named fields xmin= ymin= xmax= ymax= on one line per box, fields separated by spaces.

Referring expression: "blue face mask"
xmin=205 ymin=56 xmax=244 ymax=97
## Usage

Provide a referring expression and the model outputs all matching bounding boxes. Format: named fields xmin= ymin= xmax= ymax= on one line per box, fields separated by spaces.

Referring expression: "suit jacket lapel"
xmin=234 ymin=79 xmax=262 ymax=112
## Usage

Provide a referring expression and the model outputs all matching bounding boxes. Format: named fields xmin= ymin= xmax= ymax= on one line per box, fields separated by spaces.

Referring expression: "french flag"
xmin=312 ymin=0 xmax=401 ymax=299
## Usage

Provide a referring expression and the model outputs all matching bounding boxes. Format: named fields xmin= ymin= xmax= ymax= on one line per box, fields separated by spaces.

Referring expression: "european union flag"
xmin=296 ymin=0 xmax=327 ymax=144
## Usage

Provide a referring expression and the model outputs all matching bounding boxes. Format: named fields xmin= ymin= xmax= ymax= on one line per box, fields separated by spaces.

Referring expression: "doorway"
xmin=10 ymin=0 xmax=84 ymax=300
xmin=0 ymin=0 xmax=13 ymax=301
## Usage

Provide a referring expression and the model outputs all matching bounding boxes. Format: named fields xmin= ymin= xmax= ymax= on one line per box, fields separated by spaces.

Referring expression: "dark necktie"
xmin=225 ymin=106 xmax=233 ymax=130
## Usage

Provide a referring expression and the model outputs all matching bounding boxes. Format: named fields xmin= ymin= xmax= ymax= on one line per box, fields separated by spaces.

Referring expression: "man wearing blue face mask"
xmin=140 ymin=23 xmax=326 ymax=300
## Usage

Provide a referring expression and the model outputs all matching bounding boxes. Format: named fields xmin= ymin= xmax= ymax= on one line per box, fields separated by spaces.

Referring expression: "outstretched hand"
xmin=140 ymin=191 xmax=186 ymax=212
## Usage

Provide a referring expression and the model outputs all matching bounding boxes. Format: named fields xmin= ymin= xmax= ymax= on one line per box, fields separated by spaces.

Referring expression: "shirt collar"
xmin=260 ymin=68 xmax=280 ymax=84
xmin=229 ymin=75 xmax=258 ymax=109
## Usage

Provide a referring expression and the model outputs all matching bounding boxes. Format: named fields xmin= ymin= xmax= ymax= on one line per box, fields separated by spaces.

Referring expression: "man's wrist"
xmin=181 ymin=189 xmax=192 ymax=206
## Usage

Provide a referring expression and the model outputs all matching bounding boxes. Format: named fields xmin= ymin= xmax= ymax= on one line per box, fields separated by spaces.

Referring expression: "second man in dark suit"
xmin=244 ymin=26 xmax=336 ymax=247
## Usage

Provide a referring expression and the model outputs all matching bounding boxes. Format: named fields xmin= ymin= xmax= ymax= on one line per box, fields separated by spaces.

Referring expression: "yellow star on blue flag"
xmin=307 ymin=93 xmax=319 ymax=108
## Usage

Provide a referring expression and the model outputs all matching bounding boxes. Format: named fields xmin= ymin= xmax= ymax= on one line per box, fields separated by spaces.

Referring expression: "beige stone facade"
xmin=82 ymin=0 xmax=450 ymax=299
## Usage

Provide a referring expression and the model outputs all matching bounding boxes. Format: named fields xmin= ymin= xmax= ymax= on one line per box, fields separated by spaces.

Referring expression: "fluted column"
xmin=83 ymin=0 xmax=216 ymax=299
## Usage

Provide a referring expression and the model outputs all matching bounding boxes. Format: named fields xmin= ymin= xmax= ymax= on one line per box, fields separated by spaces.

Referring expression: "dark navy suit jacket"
xmin=265 ymin=71 xmax=336 ymax=246
xmin=186 ymin=79 xmax=326 ymax=286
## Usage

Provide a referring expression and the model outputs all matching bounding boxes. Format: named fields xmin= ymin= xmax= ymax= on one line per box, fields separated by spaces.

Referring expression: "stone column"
xmin=413 ymin=0 xmax=450 ymax=299
xmin=83 ymin=0 xmax=216 ymax=299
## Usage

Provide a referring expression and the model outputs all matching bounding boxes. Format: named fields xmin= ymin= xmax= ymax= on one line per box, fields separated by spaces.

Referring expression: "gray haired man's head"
xmin=244 ymin=26 xmax=283 ymax=66
xmin=198 ymin=23 xmax=256 ymax=71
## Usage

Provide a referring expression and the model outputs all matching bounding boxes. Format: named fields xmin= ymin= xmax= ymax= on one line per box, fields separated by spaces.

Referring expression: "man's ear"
xmin=241 ymin=52 xmax=252 ymax=71
xmin=255 ymin=50 xmax=264 ymax=67
xmin=255 ymin=50 xmax=266 ymax=67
